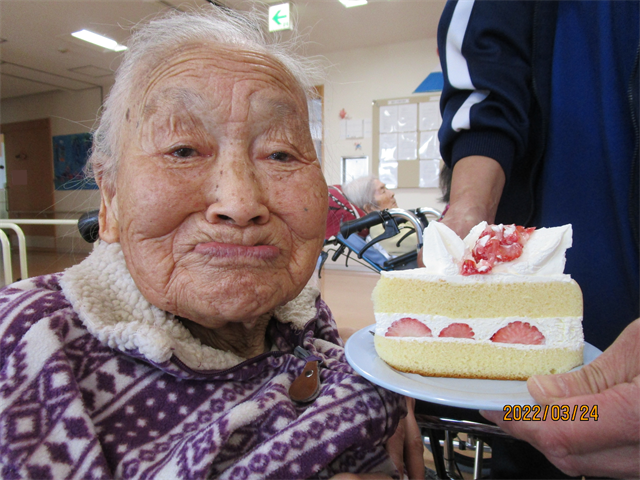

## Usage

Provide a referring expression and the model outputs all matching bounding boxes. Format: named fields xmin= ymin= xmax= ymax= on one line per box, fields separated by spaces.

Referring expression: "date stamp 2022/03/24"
xmin=503 ymin=404 xmax=599 ymax=422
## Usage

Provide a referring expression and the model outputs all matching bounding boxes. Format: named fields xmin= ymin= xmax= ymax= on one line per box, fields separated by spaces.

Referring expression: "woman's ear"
xmin=95 ymin=177 xmax=120 ymax=243
xmin=363 ymin=203 xmax=376 ymax=214
xmin=99 ymin=193 xmax=120 ymax=243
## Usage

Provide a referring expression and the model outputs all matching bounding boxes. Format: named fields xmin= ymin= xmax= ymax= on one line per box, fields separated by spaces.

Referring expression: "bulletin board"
xmin=372 ymin=93 xmax=442 ymax=188
xmin=53 ymin=132 xmax=98 ymax=190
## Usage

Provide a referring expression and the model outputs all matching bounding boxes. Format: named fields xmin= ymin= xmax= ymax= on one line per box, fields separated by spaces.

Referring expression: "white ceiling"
xmin=0 ymin=0 xmax=446 ymax=100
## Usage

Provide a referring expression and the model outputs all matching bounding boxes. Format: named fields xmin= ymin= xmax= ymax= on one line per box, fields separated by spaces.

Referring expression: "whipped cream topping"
xmin=374 ymin=313 xmax=583 ymax=350
xmin=422 ymin=221 xmax=573 ymax=277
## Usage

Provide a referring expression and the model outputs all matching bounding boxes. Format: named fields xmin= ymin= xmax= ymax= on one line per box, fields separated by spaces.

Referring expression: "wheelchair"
xmin=321 ymin=207 xmax=441 ymax=274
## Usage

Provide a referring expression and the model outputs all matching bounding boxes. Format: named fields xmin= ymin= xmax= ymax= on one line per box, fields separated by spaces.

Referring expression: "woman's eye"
xmin=171 ymin=147 xmax=197 ymax=158
xmin=268 ymin=151 xmax=293 ymax=163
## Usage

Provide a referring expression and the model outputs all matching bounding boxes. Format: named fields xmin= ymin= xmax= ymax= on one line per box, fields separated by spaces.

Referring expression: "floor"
xmin=7 ymin=249 xmax=91 ymax=284
xmin=10 ymin=250 xmax=480 ymax=479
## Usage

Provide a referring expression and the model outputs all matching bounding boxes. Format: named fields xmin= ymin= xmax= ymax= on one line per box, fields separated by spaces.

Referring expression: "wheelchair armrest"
xmin=415 ymin=414 xmax=512 ymax=439
xmin=383 ymin=250 xmax=418 ymax=269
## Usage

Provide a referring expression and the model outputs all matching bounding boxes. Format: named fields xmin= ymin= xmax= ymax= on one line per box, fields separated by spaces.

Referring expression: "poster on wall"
xmin=53 ymin=133 xmax=98 ymax=190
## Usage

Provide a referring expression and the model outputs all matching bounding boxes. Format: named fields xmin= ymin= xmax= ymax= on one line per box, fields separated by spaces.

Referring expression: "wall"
xmin=321 ymin=37 xmax=446 ymax=213
xmin=0 ymin=87 xmax=105 ymax=252
xmin=0 ymin=38 xmax=448 ymax=256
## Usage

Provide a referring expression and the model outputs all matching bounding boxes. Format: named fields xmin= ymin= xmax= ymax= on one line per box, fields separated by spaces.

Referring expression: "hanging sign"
xmin=268 ymin=3 xmax=291 ymax=32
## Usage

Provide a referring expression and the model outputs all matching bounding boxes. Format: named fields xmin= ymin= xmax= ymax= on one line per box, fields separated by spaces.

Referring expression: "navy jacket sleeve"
xmin=437 ymin=0 xmax=536 ymax=179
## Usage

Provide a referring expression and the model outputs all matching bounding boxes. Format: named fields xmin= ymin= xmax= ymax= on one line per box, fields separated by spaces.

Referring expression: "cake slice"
xmin=372 ymin=222 xmax=584 ymax=381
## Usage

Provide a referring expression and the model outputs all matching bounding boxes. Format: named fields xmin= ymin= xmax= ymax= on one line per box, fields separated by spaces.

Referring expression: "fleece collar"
xmin=60 ymin=241 xmax=320 ymax=372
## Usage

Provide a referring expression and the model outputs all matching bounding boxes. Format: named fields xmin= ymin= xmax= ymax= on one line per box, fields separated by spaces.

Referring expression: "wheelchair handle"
xmin=386 ymin=208 xmax=423 ymax=248
xmin=78 ymin=209 xmax=100 ymax=243
xmin=339 ymin=211 xmax=384 ymax=238
xmin=415 ymin=207 xmax=442 ymax=219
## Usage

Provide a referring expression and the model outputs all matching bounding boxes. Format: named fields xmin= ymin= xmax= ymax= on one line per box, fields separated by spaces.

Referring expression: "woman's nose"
xmin=204 ymin=159 xmax=270 ymax=227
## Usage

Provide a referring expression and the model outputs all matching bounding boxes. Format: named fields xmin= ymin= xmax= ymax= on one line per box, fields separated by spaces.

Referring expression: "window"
xmin=341 ymin=156 xmax=369 ymax=184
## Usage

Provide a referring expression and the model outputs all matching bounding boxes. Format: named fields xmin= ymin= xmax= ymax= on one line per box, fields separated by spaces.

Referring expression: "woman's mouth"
xmin=194 ymin=242 xmax=280 ymax=260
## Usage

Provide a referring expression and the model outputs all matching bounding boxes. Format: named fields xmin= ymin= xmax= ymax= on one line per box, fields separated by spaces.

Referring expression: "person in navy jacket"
xmin=435 ymin=1 xmax=639 ymax=477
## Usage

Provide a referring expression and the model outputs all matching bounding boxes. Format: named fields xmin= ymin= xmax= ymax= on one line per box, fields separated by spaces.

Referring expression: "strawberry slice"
xmin=460 ymin=259 xmax=481 ymax=275
xmin=490 ymin=321 xmax=545 ymax=345
xmin=385 ymin=318 xmax=433 ymax=337
xmin=461 ymin=224 xmax=536 ymax=275
xmin=439 ymin=323 xmax=475 ymax=339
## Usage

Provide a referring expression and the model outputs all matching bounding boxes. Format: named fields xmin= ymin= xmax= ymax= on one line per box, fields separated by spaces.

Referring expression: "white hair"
xmin=342 ymin=175 xmax=378 ymax=210
xmin=89 ymin=6 xmax=323 ymax=191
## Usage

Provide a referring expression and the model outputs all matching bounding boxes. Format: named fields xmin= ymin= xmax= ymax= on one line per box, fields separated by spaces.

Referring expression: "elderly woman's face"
xmin=372 ymin=179 xmax=397 ymax=210
xmin=100 ymin=44 xmax=327 ymax=327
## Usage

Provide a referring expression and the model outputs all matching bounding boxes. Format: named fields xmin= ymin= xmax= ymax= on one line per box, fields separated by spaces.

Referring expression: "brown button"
xmin=289 ymin=360 xmax=320 ymax=403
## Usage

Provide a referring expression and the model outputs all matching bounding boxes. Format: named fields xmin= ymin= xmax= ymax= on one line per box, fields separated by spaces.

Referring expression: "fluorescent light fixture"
xmin=339 ymin=0 xmax=367 ymax=7
xmin=71 ymin=29 xmax=127 ymax=52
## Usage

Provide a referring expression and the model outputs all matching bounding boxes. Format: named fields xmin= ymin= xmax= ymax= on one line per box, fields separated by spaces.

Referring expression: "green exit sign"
xmin=268 ymin=3 xmax=291 ymax=32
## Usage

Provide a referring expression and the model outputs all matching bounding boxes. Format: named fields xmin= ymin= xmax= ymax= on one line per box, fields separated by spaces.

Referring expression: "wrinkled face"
xmin=98 ymin=44 xmax=328 ymax=327
xmin=372 ymin=179 xmax=397 ymax=210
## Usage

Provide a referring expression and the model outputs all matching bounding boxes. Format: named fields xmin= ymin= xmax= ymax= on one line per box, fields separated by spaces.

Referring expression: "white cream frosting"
xmin=376 ymin=222 xmax=583 ymax=349
xmin=420 ymin=221 xmax=573 ymax=279
xmin=374 ymin=313 xmax=583 ymax=350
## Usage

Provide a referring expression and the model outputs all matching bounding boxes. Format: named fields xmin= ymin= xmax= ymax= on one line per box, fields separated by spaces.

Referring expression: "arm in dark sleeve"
xmin=437 ymin=0 xmax=536 ymax=179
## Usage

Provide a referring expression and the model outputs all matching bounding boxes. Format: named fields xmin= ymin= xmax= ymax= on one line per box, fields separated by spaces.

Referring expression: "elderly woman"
xmin=342 ymin=175 xmax=418 ymax=257
xmin=0 ymin=9 xmax=423 ymax=480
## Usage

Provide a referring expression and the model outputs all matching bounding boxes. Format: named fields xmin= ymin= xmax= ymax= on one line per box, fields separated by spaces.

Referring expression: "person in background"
xmin=0 ymin=8 xmax=425 ymax=479
xmin=436 ymin=0 xmax=639 ymax=477
xmin=342 ymin=175 xmax=419 ymax=257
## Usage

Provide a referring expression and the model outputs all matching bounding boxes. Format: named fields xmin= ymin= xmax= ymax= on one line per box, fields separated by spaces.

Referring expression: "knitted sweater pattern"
xmin=0 ymin=241 xmax=402 ymax=479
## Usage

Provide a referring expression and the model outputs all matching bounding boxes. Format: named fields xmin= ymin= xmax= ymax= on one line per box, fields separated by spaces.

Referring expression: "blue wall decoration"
xmin=53 ymin=133 xmax=98 ymax=190
xmin=413 ymin=72 xmax=444 ymax=93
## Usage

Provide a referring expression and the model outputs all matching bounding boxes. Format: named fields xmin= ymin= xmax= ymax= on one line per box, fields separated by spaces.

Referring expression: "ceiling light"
xmin=71 ymin=30 xmax=127 ymax=52
xmin=339 ymin=0 xmax=367 ymax=7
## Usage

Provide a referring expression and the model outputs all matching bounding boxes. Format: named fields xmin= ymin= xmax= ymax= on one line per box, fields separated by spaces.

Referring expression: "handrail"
xmin=0 ymin=230 xmax=11 ymax=285
xmin=3 ymin=219 xmax=79 ymax=225
xmin=0 ymin=218 xmax=81 ymax=286
xmin=0 ymin=223 xmax=28 ymax=279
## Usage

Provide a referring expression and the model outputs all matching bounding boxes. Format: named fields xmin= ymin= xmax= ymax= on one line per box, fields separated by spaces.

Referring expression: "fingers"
xmin=385 ymin=397 xmax=426 ymax=479
xmin=527 ymin=365 xmax=608 ymax=404
xmin=544 ymin=443 xmax=640 ymax=479
xmin=484 ymin=383 xmax=638 ymax=452
xmin=480 ymin=378 xmax=640 ymax=478
xmin=528 ymin=319 xmax=640 ymax=404
xmin=403 ymin=404 xmax=426 ymax=479
xmin=385 ymin=416 xmax=406 ymax=476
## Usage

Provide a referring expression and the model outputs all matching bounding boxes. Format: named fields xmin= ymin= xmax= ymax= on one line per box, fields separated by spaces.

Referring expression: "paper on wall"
xmin=379 ymin=133 xmax=398 ymax=162
xmin=398 ymin=132 xmax=417 ymax=160
xmin=419 ymin=101 xmax=442 ymax=131
xmin=419 ymin=159 xmax=440 ymax=188
xmin=364 ymin=119 xmax=372 ymax=139
xmin=345 ymin=119 xmax=364 ymax=139
xmin=419 ymin=130 xmax=441 ymax=159
xmin=379 ymin=161 xmax=398 ymax=188
xmin=380 ymin=105 xmax=399 ymax=133
xmin=398 ymin=103 xmax=418 ymax=133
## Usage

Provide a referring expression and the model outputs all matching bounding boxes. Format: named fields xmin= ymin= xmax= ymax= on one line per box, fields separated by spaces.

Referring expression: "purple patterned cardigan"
xmin=0 ymin=242 xmax=404 ymax=479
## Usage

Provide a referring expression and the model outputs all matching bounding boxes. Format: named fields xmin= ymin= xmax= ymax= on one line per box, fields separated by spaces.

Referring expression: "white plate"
xmin=345 ymin=325 xmax=602 ymax=411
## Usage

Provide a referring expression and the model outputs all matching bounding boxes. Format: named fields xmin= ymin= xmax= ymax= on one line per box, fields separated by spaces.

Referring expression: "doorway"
xmin=0 ymin=118 xmax=56 ymax=245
